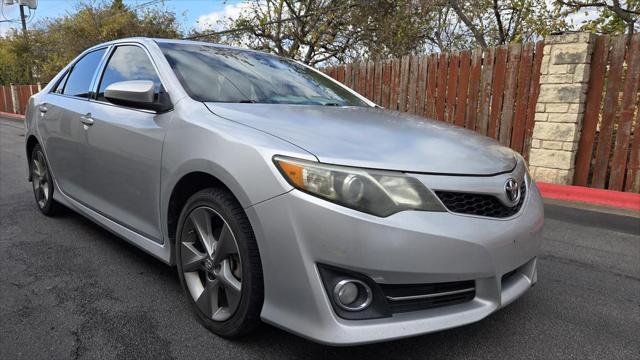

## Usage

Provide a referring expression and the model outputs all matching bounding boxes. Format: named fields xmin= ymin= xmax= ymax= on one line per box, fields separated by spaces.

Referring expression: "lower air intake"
xmin=380 ymin=280 xmax=475 ymax=313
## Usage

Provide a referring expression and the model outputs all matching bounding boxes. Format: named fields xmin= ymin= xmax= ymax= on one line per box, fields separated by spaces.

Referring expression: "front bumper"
xmin=245 ymin=176 xmax=544 ymax=345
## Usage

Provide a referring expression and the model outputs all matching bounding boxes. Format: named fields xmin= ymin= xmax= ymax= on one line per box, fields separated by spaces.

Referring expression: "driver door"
xmin=78 ymin=44 xmax=171 ymax=242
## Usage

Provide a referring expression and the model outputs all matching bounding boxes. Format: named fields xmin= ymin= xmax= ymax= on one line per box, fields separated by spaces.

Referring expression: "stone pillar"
xmin=528 ymin=32 xmax=594 ymax=184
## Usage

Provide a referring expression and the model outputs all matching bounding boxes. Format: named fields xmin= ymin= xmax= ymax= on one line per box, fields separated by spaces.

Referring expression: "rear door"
xmin=78 ymin=44 xmax=170 ymax=242
xmin=39 ymin=48 xmax=108 ymax=200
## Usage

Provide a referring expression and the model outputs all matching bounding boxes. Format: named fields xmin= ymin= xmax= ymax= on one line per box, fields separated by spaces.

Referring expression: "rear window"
xmin=52 ymin=71 xmax=69 ymax=94
xmin=62 ymin=48 xmax=106 ymax=98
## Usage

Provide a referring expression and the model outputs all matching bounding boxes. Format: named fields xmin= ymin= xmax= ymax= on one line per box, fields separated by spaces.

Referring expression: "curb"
xmin=0 ymin=111 xmax=25 ymax=121
xmin=537 ymin=182 xmax=640 ymax=212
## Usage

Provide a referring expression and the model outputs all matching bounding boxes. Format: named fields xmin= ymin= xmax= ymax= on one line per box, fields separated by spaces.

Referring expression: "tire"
xmin=30 ymin=144 xmax=63 ymax=216
xmin=175 ymin=188 xmax=263 ymax=337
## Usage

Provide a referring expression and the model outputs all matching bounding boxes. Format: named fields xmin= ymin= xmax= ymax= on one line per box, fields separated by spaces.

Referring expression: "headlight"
xmin=273 ymin=156 xmax=445 ymax=217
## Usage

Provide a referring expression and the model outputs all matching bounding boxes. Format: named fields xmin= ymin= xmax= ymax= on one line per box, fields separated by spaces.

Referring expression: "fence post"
xmin=9 ymin=84 xmax=19 ymax=114
xmin=528 ymin=32 xmax=594 ymax=185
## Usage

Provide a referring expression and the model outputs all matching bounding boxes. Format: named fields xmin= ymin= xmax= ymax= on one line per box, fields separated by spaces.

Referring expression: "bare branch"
xmin=447 ymin=0 xmax=489 ymax=48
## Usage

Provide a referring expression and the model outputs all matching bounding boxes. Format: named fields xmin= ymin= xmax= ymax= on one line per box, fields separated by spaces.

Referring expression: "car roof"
xmin=86 ymin=37 xmax=255 ymax=53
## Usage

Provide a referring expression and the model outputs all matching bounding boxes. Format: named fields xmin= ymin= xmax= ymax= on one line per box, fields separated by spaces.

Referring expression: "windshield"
xmin=159 ymin=42 xmax=369 ymax=107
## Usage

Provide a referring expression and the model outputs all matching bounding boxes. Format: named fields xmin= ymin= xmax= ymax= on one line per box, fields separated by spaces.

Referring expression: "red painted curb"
xmin=537 ymin=182 xmax=640 ymax=212
xmin=0 ymin=111 xmax=25 ymax=121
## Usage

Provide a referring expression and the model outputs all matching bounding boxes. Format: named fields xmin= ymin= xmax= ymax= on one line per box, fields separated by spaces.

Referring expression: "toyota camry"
xmin=24 ymin=38 xmax=543 ymax=345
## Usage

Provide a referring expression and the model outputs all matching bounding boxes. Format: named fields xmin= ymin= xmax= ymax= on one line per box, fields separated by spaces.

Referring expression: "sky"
xmin=0 ymin=0 xmax=247 ymax=36
xmin=1 ymin=0 xmax=599 ymax=38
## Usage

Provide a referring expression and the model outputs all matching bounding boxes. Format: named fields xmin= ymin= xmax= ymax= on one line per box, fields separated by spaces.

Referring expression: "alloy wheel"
xmin=180 ymin=206 xmax=243 ymax=322
xmin=31 ymin=150 xmax=51 ymax=209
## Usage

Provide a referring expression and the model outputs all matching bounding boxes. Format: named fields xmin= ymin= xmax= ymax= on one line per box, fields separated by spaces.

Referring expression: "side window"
xmin=52 ymin=71 xmax=69 ymax=94
xmin=62 ymin=48 xmax=106 ymax=98
xmin=97 ymin=45 xmax=161 ymax=102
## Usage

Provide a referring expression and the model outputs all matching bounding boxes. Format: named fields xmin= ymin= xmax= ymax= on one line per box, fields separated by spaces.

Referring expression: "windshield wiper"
xmin=238 ymin=99 xmax=257 ymax=103
xmin=322 ymin=102 xmax=341 ymax=106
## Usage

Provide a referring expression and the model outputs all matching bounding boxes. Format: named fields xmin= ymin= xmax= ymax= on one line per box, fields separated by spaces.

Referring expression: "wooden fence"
xmin=0 ymin=84 xmax=40 ymax=115
xmin=3 ymin=36 xmax=636 ymax=193
xmin=574 ymin=34 xmax=640 ymax=193
xmin=322 ymin=41 xmax=545 ymax=158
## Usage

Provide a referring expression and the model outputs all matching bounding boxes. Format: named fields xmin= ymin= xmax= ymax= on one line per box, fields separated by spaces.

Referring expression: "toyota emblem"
xmin=504 ymin=178 xmax=520 ymax=204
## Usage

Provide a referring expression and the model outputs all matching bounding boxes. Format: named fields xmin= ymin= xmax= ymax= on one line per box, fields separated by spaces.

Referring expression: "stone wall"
xmin=528 ymin=32 xmax=594 ymax=184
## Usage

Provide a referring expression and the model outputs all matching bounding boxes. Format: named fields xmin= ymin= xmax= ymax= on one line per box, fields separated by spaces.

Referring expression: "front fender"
xmin=159 ymin=100 xmax=316 ymax=247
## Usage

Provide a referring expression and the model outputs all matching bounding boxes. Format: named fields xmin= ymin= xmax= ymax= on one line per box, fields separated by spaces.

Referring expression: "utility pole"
xmin=18 ymin=4 xmax=32 ymax=82
xmin=18 ymin=4 xmax=27 ymax=32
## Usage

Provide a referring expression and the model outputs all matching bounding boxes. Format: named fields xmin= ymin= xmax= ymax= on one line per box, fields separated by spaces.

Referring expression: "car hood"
xmin=205 ymin=103 xmax=516 ymax=175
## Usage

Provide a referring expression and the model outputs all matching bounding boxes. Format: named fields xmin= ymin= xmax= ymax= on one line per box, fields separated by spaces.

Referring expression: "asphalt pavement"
xmin=1 ymin=117 xmax=639 ymax=359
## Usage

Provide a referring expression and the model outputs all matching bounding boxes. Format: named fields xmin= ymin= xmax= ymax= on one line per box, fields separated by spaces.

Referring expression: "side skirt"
xmin=52 ymin=185 xmax=173 ymax=265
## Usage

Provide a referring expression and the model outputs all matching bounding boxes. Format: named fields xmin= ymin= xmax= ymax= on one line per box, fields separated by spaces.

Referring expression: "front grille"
xmin=380 ymin=280 xmax=475 ymax=313
xmin=436 ymin=184 xmax=526 ymax=218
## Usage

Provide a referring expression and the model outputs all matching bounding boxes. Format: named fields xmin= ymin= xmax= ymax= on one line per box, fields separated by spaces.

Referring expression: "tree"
xmin=441 ymin=0 xmax=563 ymax=49
xmin=349 ymin=0 xmax=442 ymax=58
xmin=0 ymin=0 xmax=182 ymax=84
xmin=555 ymin=0 xmax=640 ymax=35
xmin=0 ymin=35 xmax=28 ymax=84
xmin=195 ymin=0 xmax=563 ymax=62
xmin=354 ymin=0 xmax=563 ymax=54
xmin=209 ymin=0 xmax=362 ymax=65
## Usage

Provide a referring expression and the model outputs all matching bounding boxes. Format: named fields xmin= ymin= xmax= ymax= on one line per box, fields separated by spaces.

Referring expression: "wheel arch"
xmin=164 ymin=159 xmax=257 ymax=250
xmin=166 ymin=171 xmax=233 ymax=240
xmin=26 ymin=135 xmax=40 ymax=181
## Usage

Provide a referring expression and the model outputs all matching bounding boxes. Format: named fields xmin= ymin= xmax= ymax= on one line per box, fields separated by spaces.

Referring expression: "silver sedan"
xmin=24 ymin=37 xmax=543 ymax=345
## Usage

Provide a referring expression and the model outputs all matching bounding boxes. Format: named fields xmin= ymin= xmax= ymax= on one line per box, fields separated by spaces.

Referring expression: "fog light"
xmin=333 ymin=279 xmax=372 ymax=311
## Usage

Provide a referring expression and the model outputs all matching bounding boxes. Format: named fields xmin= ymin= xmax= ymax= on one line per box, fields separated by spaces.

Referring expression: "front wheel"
xmin=175 ymin=188 xmax=263 ymax=337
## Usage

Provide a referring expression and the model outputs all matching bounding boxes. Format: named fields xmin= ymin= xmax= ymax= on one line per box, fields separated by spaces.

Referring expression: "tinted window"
xmin=97 ymin=45 xmax=161 ymax=101
xmin=52 ymin=71 xmax=69 ymax=94
xmin=159 ymin=43 xmax=368 ymax=107
xmin=62 ymin=49 xmax=106 ymax=98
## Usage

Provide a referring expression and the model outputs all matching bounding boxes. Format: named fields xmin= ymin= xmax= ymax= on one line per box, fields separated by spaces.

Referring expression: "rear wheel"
xmin=175 ymin=188 xmax=263 ymax=337
xmin=30 ymin=144 xmax=62 ymax=216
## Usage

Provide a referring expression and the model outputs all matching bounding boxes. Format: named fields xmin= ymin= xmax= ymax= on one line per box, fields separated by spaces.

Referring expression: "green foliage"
xmin=0 ymin=0 xmax=182 ymax=84
xmin=555 ymin=0 xmax=640 ymax=35
xmin=0 ymin=37 xmax=28 ymax=84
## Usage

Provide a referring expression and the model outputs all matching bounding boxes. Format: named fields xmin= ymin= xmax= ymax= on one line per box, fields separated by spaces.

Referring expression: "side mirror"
xmin=104 ymin=80 xmax=171 ymax=112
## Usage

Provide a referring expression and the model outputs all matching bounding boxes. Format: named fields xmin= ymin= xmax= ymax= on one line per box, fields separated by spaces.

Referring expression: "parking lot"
xmin=1 ymin=117 xmax=638 ymax=360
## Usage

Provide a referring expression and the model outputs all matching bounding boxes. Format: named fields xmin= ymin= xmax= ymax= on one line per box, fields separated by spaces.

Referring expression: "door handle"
xmin=38 ymin=104 xmax=48 ymax=113
xmin=80 ymin=114 xmax=94 ymax=126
